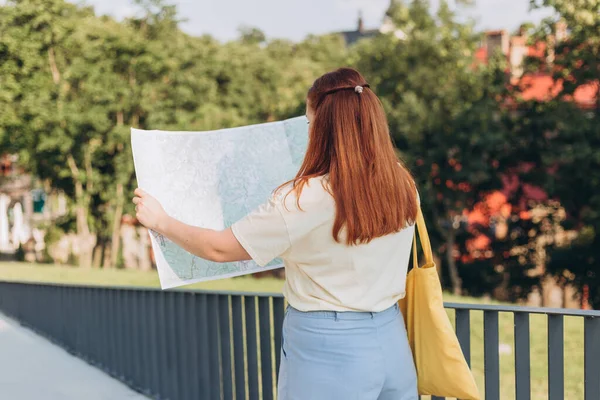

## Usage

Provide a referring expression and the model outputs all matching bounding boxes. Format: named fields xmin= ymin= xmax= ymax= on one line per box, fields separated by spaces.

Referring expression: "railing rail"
xmin=0 ymin=281 xmax=598 ymax=400
xmin=446 ymin=302 xmax=600 ymax=317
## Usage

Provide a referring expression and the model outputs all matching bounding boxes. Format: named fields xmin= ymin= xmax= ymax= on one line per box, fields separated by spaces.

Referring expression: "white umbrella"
xmin=11 ymin=202 xmax=29 ymax=250
xmin=0 ymin=194 xmax=10 ymax=252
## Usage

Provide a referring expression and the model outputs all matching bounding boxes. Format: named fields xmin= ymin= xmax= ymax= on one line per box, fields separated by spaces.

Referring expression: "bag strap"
xmin=412 ymin=206 xmax=434 ymax=269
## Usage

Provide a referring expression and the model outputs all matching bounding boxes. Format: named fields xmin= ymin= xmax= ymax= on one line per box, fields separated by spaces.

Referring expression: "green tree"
xmin=0 ymin=0 xmax=338 ymax=269
xmin=238 ymin=26 xmax=267 ymax=45
xmin=0 ymin=0 xmax=101 ymax=267
xmin=353 ymin=0 xmax=509 ymax=295
xmin=526 ymin=0 xmax=600 ymax=307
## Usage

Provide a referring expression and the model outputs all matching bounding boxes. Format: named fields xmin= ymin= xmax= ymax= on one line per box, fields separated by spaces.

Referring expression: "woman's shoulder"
xmin=273 ymin=176 xmax=333 ymax=212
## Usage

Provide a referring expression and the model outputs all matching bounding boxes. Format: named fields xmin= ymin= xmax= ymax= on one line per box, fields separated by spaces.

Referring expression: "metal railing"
xmin=445 ymin=303 xmax=600 ymax=400
xmin=0 ymin=281 xmax=598 ymax=400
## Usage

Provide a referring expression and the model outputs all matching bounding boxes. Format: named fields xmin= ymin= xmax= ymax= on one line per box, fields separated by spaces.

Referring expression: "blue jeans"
xmin=278 ymin=303 xmax=418 ymax=400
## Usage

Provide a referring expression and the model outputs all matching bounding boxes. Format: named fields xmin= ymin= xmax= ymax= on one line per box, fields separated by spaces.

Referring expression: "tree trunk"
xmin=526 ymin=286 xmax=543 ymax=307
xmin=492 ymin=271 xmax=511 ymax=302
xmin=74 ymin=195 xmax=95 ymax=267
xmin=67 ymin=154 xmax=96 ymax=268
xmin=77 ymin=234 xmax=95 ymax=268
xmin=137 ymin=227 xmax=152 ymax=271
xmin=541 ymin=275 xmax=563 ymax=308
xmin=102 ymin=245 xmax=112 ymax=269
xmin=563 ymin=283 xmax=580 ymax=309
xmin=92 ymin=243 xmax=103 ymax=268
xmin=110 ymin=183 xmax=124 ymax=268
xmin=445 ymin=230 xmax=462 ymax=296
xmin=47 ymin=47 xmax=61 ymax=84
xmin=121 ymin=224 xmax=138 ymax=269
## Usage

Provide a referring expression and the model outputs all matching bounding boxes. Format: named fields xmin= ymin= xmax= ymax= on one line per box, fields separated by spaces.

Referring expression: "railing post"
xmin=273 ymin=297 xmax=286 ymax=378
xmin=584 ymin=316 xmax=600 ymax=400
xmin=548 ymin=314 xmax=564 ymax=400
xmin=219 ymin=295 xmax=234 ymax=400
xmin=138 ymin=290 xmax=152 ymax=397
xmin=197 ymin=293 xmax=211 ymax=399
xmin=259 ymin=297 xmax=274 ymax=400
xmin=245 ymin=296 xmax=260 ymax=400
xmin=232 ymin=295 xmax=247 ymax=400
xmin=176 ymin=292 xmax=192 ymax=400
xmin=207 ymin=294 xmax=222 ymax=399
xmin=484 ymin=310 xmax=500 ymax=400
xmin=166 ymin=291 xmax=181 ymax=400
xmin=122 ymin=289 xmax=133 ymax=385
xmin=157 ymin=289 xmax=170 ymax=397
xmin=129 ymin=290 xmax=141 ymax=389
xmin=186 ymin=292 xmax=201 ymax=400
xmin=455 ymin=309 xmax=471 ymax=366
xmin=108 ymin=289 xmax=120 ymax=377
xmin=514 ymin=312 xmax=531 ymax=400
xmin=147 ymin=290 xmax=162 ymax=397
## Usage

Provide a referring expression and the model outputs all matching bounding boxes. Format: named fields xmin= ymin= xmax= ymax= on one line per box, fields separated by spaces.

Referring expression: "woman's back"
xmin=234 ymin=67 xmax=418 ymax=314
xmin=232 ymin=174 xmax=415 ymax=312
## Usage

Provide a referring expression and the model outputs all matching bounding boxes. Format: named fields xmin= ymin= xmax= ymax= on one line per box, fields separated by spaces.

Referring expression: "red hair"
xmin=280 ymin=67 xmax=418 ymax=245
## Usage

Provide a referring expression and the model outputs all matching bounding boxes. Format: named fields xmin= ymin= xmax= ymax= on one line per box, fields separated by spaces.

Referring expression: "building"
xmin=336 ymin=1 xmax=405 ymax=46
xmin=0 ymin=155 xmax=34 ymax=256
xmin=475 ymin=24 xmax=597 ymax=108
xmin=0 ymin=154 xmax=67 ymax=260
xmin=338 ymin=12 xmax=379 ymax=46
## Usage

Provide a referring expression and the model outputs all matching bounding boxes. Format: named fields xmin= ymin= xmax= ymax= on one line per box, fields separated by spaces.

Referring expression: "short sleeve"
xmin=231 ymin=196 xmax=291 ymax=267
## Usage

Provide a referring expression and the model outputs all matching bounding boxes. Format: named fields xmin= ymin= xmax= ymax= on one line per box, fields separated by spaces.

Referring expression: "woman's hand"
xmin=132 ymin=188 xmax=251 ymax=263
xmin=133 ymin=188 xmax=169 ymax=232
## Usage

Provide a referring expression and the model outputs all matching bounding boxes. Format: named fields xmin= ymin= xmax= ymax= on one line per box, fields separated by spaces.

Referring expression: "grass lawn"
xmin=0 ymin=262 xmax=586 ymax=399
xmin=0 ymin=261 xmax=285 ymax=293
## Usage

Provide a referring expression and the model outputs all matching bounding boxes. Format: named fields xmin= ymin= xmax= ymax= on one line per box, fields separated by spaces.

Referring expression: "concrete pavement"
xmin=0 ymin=312 xmax=148 ymax=400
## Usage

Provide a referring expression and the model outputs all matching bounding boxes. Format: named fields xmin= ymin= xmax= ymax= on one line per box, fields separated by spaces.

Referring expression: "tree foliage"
xmin=0 ymin=0 xmax=337 ymax=267
xmin=353 ymin=0 xmax=509 ymax=295
xmin=1 ymin=0 xmax=598 ymax=307
xmin=521 ymin=0 xmax=600 ymax=307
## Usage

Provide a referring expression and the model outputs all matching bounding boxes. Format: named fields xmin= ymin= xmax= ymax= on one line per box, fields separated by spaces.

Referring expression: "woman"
xmin=133 ymin=67 xmax=419 ymax=400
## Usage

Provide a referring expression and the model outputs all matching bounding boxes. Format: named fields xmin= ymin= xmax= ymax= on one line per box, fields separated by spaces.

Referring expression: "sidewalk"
xmin=0 ymin=312 xmax=148 ymax=400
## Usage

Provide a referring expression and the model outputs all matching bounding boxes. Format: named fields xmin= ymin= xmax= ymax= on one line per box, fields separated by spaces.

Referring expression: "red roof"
xmin=528 ymin=41 xmax=546 ymax=58
xmin=474 ymin=31 xmax=598 ymax=109
xmin=474 ymin=47 xmax=488 ymax=64
xmin=516 ymin=73 xmax=598 ymax=108
xmin=475 ymin=38 xmax=544 ymax=65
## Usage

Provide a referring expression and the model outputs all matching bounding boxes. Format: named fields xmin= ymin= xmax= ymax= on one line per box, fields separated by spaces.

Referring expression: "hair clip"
xmin=354 ymin=86 xmax=364 ymax=94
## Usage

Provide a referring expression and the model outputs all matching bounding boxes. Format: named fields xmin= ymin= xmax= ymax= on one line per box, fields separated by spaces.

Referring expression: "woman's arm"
xmin=133 ymin=188 xmax=251 ymax=263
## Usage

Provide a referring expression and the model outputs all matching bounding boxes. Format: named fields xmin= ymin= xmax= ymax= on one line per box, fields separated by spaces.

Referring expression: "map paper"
xmin=131 ymin=117 xmax=308 ymax=289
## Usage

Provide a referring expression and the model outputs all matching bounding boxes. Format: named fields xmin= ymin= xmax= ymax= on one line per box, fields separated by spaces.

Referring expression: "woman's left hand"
xmin=133 ymin=188 xmax=169 ymax=232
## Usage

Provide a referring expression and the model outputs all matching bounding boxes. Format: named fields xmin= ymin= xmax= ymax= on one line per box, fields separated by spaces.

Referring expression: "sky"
xmin=80 ymin=0 xmax=554 ymax=42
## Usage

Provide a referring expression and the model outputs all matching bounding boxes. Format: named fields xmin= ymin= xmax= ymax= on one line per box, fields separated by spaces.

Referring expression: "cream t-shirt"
xmin=231 ymin=176 xmax=415 ymax=312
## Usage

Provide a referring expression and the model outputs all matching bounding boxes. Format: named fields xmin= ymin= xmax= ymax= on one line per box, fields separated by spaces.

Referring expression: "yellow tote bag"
xmin=399 ymin=207 xmax=480 ymax=400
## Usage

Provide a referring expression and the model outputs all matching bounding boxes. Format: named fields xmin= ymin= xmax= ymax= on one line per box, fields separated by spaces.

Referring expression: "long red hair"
xmin=281 ymin=67 xmax=418 ymax=245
